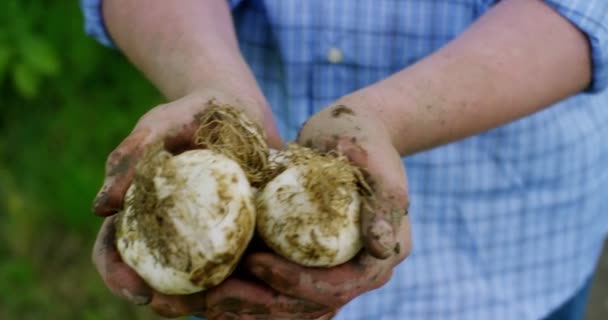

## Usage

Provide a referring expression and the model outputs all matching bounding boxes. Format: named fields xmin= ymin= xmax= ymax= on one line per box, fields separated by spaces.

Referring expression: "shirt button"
xmin=327 ymin=47 xmax=344 ymax=64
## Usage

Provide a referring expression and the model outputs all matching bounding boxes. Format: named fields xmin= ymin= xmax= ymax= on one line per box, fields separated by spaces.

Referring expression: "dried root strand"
xmin=195 ymin=100 xmax=271 ymax=187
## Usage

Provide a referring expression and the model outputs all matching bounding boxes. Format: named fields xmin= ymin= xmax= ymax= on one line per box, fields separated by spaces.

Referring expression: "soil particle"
xmin=331 ymin=105 xmax=355 ymax=118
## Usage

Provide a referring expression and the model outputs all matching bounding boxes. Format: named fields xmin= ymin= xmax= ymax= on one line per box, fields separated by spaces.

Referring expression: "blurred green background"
xmin=0 ymin=1 xmax=606 ymax=319
xmin=0 ymin=1 xmax=164 ymax=319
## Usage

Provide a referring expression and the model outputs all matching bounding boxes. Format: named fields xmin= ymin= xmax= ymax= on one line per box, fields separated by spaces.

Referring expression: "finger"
xmin=94 ymin=108 xmax=206 ymax=216
xmin=247 ymin=216 xmax=412 ymax=308
xmin=93 ymin=128 xmax=154 ymax=216
xmin=92 ymin=217 xmax=153 ymax=305
xmin=162 ymin=116 xmax=204 ymax=155
xmin=259 ymin=106 xmax=284 ymax=150
xmin=148 ymin=291 xmax=208 ymax=318
xmin=334 ymin=136 xmax=409 ymax=259
xmin=206 ymin=278 xmax=328 ymax=319
xmin=391 ymin=212 xmax=412 ymax=264
xmin=246 ymin=252 xmax=389 ymax=308
xmin=148 ymin=277 xmax=327 ymax=319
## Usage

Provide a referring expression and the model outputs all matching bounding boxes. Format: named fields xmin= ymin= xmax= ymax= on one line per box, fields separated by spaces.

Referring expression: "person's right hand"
xmin=91 ymin=90 xmax=334 ymax=319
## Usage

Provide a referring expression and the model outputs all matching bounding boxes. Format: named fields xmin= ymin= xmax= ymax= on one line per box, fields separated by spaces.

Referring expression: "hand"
xmin=92 ymin=89 xmax=330 ymax=319
xmin=245 ymin=98 xmax=412 ymax=315
xmin=92 ymin=89 xmax=281 ymax=216
xmin=297 ymin=98 xmax=411 ymax=259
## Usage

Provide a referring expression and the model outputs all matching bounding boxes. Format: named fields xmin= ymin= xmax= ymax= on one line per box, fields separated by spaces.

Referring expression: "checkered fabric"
xmin=81 ymin=1 xmax=608 ymax=319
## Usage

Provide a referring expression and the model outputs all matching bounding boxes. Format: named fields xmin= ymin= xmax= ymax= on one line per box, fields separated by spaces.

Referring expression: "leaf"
xmin=20 ymin=35 xmax=59 ymax=76
xmin=12 ymin=63 xmax=39 ymax=99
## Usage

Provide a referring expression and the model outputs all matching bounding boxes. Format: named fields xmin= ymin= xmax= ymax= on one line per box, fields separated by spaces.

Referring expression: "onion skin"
xmin=115 ymin=149 xmax=255 ymax=294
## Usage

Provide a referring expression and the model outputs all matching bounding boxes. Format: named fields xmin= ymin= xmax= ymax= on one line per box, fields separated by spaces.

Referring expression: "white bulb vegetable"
xmin=256 ymin=146 xmax=364 ymax=267
xmin=115 ymin=148 xmax=255 ymax=295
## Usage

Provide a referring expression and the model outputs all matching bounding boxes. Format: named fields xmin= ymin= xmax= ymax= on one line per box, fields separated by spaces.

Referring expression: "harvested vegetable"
xmin=115 ymin=148 xmax=255 ymax=294
xmin=114 ymin=101 xmax=267 ymax=294
xmin=256 ymin=144 xmax=368 ymax=267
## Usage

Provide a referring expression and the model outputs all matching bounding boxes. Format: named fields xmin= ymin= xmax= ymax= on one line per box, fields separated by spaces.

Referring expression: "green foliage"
xmin=0 ymin=1 xmax=60 ymax=98
xmin=1 ymin=1 xmax=163 ymax=232
xmin=0 ymin=1 xmax=165 ymax=319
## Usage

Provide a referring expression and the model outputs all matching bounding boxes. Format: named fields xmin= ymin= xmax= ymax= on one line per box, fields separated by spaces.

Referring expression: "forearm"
xmin=103 ymin=0 xmax=267 ymax=112
xmin=342 ymin=0 xmax=591 ymax=156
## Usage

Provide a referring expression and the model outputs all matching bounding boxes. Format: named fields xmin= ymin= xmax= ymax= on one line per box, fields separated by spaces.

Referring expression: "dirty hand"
xmin=92 ymin=90 xmax=281 ymax=216
xmin=246 ymin=98 xmax=412 ymax=316
xmin=94 ymin=217 xmax=332 ymax=319
xmin=92 ymin=90 xmax=332 ymax=319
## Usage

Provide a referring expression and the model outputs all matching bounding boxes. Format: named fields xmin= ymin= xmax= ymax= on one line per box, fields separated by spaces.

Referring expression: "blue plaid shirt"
xmin=82 ymin=1 xmax=608 ymax=319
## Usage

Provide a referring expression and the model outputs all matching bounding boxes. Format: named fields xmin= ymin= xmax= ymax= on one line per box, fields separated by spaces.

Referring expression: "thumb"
xmin=334 ymin=137 xmax=409 ymax=259
xmin=93 ymin=129 xmax=154 ymax=216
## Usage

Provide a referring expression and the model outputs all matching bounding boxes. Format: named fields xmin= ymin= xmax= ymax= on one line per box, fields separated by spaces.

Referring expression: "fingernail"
xmin=121 ymin=288 xmax=151 ymax=305
xmin=92 ymin=178 xmax=114 ymax=210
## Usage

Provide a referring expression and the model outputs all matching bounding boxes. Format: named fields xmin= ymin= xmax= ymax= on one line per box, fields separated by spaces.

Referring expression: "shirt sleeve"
xmin=544 ymin=0 xmax=608 ymax=93
xmin=80 ymin=0 xmax=115 ymax=47
xmin=80 ymin=0 xmax=245 ymax=48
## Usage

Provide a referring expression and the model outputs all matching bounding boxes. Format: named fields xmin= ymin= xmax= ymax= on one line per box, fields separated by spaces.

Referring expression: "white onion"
xmin=115 ymin=149 xmax=255 ymax=294
xmin=257 ymin=147 xmax=363 ymax=267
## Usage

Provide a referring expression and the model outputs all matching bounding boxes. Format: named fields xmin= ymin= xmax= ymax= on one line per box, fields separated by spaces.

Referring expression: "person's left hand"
xmin=245 ymin=97 xmax=412 ymax=317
